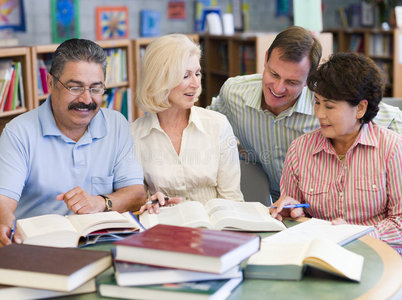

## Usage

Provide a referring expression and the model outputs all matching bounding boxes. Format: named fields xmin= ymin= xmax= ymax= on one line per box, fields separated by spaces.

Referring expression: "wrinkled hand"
xmin=139 ymin=191 xmax=182 ymax=214
xmin=56 ymin=187 xmax=105 ymax=214
xmin=269 ymin=195 xmax=305 ymax=221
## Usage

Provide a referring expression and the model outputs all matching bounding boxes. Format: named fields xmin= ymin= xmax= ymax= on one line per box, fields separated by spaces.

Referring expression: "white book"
xmin=139 ymin=198 xmax=286 ymax=232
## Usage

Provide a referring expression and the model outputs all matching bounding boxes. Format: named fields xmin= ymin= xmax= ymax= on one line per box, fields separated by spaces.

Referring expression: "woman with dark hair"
xmin=271 ymin=52 xmax=401 ymax=252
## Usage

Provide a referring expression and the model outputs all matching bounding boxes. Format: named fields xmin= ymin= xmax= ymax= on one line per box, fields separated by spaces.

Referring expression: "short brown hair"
xmin=267 ymin=26 xmax=322 ymax=77
xmin=307 ymin=52 xmax=384 ymax=123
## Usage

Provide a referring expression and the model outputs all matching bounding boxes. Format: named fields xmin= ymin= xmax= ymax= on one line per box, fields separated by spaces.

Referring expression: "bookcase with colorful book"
xmin=30 ymin=39 xmax=136 ymax=122
xmin=0 ymin=47 xmax=33 ymax=133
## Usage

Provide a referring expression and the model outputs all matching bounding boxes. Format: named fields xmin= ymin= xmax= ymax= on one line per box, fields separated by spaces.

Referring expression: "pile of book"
xmin=98 ymin=224 xmax=261 ymax=299
xmin=0 ymin=243 xmax=112 ymax=299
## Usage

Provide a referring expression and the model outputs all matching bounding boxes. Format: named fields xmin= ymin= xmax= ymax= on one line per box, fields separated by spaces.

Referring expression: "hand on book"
xmin=331 ymin=218 xmax=347 ymax=225
xmin=139 ymin=192 xmax=182 ymax=214
xmin=56 ymin=186 xmax=106 ymax=214
xmin=269 ymin=196 xmax=306 ymax=221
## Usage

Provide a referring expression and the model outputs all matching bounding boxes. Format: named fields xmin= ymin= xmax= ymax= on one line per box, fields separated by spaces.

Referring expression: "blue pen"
xmin=269 ymin=203 xmax=310 ymax=209
xmin=129 ymin=211 xmax=146 ymax=231
xmin=10 ymin=220 xmax=17 ymax=242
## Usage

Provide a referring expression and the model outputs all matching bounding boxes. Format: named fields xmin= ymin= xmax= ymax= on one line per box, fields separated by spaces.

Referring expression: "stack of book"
xmin=99 ymin=224 xmax=261 ymax=299
xmin=0 ymin=243 xmax=112 ymax=299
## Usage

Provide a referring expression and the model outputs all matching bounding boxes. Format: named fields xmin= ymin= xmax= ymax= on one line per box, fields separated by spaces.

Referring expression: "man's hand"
xmin=56 ymin=187 xmax=105 ymax=214
xmin=269 ymin=195 xmax=305 ymax=221
xmin=0 ymin=196 xmax=18 ymax=247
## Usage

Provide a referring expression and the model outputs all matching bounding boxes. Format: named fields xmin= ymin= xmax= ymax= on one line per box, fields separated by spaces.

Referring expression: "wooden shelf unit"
xmin=325 ymin=28 xmax=402 ymax=97
xmin=0 ymin=47 xmax=33 ymax=133
xmin=30 ymin=39 xmax=136 ymax=120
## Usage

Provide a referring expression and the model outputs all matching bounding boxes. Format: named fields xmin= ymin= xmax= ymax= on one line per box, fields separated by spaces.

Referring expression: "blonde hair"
xmin=136 ymin=34 xmax=202 ymax=113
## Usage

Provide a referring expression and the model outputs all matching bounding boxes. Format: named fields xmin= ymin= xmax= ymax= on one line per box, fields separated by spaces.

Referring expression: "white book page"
xmin=247 ymin=241 xmax=309 ymax=266
xmin=205 ymin=199 xmax=286 ymax=231
xmin=263 ymin=218 xmax=373 ymax=245
xmin=305 ymin=238 xmax=364 ymax=281
xmin=139 ymin=201 xmax=212 ymax=229
xmin=67 ymin=211 xmax=135 ymax=236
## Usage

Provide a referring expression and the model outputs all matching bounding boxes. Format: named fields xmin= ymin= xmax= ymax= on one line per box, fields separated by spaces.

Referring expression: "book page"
xmin=263 ymin=218 xmax=373 ymax=245
xmin=16 ymin=214 xmax=79 ymax=247
xmin=67 ymin=211 xmax=139 ymax=236
xmin=304 ymin=239 xmax=364 ymax=281
xmin=139 ymin=201 xmax=212 ymax=229
xmin=247 ymin=241 xmax=308 ymax=266
xmin=205 ymin=199 xmax=286 ymax=231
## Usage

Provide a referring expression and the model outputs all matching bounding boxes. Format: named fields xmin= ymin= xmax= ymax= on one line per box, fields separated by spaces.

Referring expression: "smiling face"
xmin=168 ymin=54 xmax=201 ymax=110
xmin=261 ymin=48 xmax=310 ymax=115
xmin=314 ymin=93 xmax=368 ymax=150
xmin=47 ymin=61 xmax=105 ymax=141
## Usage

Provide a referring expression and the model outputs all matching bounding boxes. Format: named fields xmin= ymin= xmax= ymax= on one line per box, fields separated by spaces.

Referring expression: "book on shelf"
xmin=2 ymin=64 xmax=16 ymax=111
xmin=38 ymin=58 xmax=48 ymax=94
xmin=244 ymin=238 xmax=364 ymax=281
xmin=0 ymin=278 xmax=95 ymax=300
xmin=16 ymin=211 xmax=141 ymax=248
xmin=114 ymin=260 xmax=242 ymax=286
xmin=262 ymin=218 xmax=374 ymax=246
xmin=114 ymin=224 xmax=261 ymax=274
xmin=0 ymin=244 xmax=111 ymax=292
xmin=139 ymin=198 xmax=286 ymax=232
xmin=99 ymin=273 xmax=243 ymax=300
xmin=0 ymin=59 xmax=13 ymax=111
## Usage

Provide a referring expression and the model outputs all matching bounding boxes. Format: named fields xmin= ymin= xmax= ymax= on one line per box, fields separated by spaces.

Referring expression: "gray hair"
xmin=49 ymin=39 xmax=107 ymax=80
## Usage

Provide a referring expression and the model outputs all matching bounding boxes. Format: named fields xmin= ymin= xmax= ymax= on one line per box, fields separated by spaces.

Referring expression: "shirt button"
xmin=340 ymin=192 xmax=344 ymax=197
xmin=372 ymin=184 xmax=377 ymax=189
xmin=310 ymin=188 xmax=313 ymax=193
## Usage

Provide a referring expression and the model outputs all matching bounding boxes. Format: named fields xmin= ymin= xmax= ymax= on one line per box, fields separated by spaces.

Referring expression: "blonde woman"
xmin=130 ymin=34 xmax=243 ymax=213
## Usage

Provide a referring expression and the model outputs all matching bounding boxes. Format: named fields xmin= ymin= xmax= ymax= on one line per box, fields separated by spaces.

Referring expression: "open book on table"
xmin=245 ymin=238 xmax=364 ymax=281
xmin=139 ymin=198 xmax=286 ymax=231
xmin=16 ymin=211 xmax=140 ymax=248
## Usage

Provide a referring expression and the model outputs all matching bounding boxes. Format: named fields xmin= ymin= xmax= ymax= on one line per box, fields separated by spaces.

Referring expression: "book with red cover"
xmin=3 ymin=66 xmax=16 ymax=111
xmin=114 ymin=224 xmax=261 ymax=274
xmin=0 ymin=244 xmax=111 ymax=292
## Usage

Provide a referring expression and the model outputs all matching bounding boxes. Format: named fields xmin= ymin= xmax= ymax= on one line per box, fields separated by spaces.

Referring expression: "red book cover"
xmin=114 ymin=224 xmax=260 ymax=273
xmin=3 ymin=67 xmax=16 ymax=111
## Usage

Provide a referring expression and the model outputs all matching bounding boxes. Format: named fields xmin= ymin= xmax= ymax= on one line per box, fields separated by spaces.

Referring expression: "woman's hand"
xmin=269 ymin=195 xmax=305 ymax=221
xmin=139 ymin=191 xmax=182 ymax=214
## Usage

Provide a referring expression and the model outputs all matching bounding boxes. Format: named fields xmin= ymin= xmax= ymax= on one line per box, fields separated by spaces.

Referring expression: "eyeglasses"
xmin=50 ymin=73 xmax=105 ymax=96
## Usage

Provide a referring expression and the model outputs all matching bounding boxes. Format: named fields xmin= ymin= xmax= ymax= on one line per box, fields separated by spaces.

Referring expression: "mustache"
xmin=68 ymin=102 xmax=98 ymax=111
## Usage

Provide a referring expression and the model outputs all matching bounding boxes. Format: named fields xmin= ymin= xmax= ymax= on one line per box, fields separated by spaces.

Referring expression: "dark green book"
xmin=99 ymin=272 xmax=243 ymax=300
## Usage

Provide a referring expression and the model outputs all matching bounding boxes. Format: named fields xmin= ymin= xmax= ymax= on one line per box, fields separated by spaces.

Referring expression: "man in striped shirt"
xmin=209 ymin=26 xmax=402 ymax=202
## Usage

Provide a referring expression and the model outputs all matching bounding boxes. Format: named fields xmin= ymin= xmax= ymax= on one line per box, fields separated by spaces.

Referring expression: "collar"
xmin=38 ymin=96 xmax=107 ymax=143
xmin=137 ymin=106 xmax=206 ymax=139
xmin=312 ymin=122 xmax=378 ymax=156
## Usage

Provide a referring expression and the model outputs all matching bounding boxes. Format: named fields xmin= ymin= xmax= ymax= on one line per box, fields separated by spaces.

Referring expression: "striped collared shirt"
xmin=209 ymin=74 xmax=402 ymax=201
xmin=281 ymin=122 xmax=402 ymax=248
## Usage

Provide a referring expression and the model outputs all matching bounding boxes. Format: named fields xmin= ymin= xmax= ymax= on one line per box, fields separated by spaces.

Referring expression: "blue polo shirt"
xmin=0 ymin=97 xmax=143 ymax=218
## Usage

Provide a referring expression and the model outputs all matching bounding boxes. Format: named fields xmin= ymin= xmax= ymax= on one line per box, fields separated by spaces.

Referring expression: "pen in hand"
xmin=269 ymin=203 xmax=310 ymax=209
xmin=146 ymin=197 xmax=169 ymax=205
xmin=10 ymin=220 xmax=17 ymax=242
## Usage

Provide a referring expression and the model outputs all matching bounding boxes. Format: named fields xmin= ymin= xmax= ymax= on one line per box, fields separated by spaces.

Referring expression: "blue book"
xmin=140 ymin=10 xmax=161 ymax=37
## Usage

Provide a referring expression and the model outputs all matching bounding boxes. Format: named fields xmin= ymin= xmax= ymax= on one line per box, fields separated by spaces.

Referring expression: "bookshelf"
xmin=131 ymin=34 xmax=199 ymax=118
xmin=30 ymin=39 xmax=136 ymax=121
xmin=0 ymin=47 xmax=33 ymax=133
xmin=199 ymin=33 xmax=333 ymax=107
xmin=325 ymin=28 xmax=402 ymax=97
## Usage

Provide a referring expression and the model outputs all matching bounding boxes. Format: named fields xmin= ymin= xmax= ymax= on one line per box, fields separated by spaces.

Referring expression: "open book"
xmin=245 ymin=238 xmax=364 ymax=281
xmin=16 ymin=211 xmax=140 ymax=248
xmin=139 ymin=199 xmax=286 ymax=231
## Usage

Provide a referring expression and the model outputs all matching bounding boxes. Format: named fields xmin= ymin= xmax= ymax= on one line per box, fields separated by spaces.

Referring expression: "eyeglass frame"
xmin=49 ymin=73 xmax=105 ymax=96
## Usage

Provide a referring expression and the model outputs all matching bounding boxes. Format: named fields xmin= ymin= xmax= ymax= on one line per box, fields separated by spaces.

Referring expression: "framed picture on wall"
xmin=51 ymin=0 xmax=79 ymax=43
xmin=0 ymin=0 xmax=26 ymax=31
xmin=96 ymin=6 xmax=129 ymax=40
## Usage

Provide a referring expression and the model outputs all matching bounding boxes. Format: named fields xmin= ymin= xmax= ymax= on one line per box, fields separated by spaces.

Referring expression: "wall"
xmin=9 ymin=0 xmax=399 ymax=46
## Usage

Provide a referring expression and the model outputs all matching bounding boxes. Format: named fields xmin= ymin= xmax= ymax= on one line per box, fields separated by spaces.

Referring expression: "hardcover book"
xmin=114 ymin=224 xmax=260 ymax=274
xmin=0 ymin=244 xmax=111 ymax=292
xmin=244 ymin=238 xmax=364 ymax=281
xmin=114 ymin=261 xmax=242 ymax=286
xmin=99 ymin=274 xmax=243 ymax=300
xmin=139 ymin=198 xmax=286 ymax=231
xmin=16 ymin=211 xmax=140 ymax=248
xmin=0 ymin=279 xmax=95 ymax=300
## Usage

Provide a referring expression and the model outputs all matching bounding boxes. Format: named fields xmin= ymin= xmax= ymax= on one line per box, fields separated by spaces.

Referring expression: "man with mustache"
xmin=0 ymin=39 xmax=146 ymax=246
